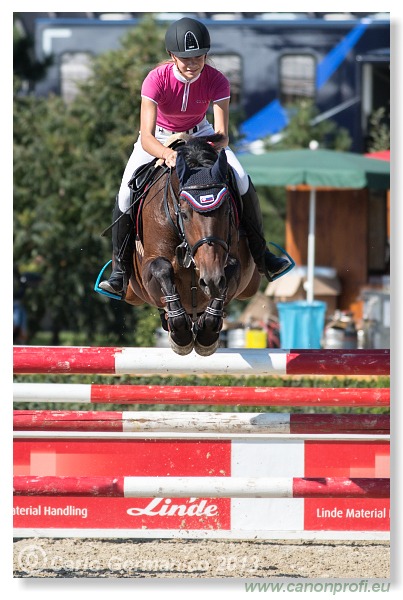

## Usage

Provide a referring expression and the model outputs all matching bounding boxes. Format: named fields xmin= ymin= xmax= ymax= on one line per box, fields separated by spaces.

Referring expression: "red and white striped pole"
xmin=13 ymin=346 xmax=390 ymax=376
xmin=13 ymin=384 xmax=390 ymax=407
xmin=13 ymin=410 xmax=390 ymax=434
xmin=13 ymin=476 xmax=390 ymax=498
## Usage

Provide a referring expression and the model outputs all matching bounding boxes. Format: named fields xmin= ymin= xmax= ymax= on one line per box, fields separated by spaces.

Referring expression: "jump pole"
xmin=13 ymin=346 xmax=390 ymax=376
xmin=13 ymin=476 xmax=390 ymax=498
xmin=13 ymin=384 xmax=390 ymax=407
xmin=13 ymin=410 xmax=390 ymax=434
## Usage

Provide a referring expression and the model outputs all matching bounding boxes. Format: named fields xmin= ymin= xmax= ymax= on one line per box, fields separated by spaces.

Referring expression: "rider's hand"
xmin=163 ymin=151 xmax=177 ymax=168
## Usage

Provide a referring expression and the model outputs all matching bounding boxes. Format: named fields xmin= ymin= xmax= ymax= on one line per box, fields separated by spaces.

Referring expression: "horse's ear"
xmin=211 ymin=148 xmax=228 ymax=181
xmin=175 ymin=151 xmax=190 ymax=185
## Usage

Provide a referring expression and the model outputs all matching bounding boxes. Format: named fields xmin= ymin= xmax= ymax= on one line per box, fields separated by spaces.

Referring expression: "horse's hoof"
xmin=169 ymin=334 xmax=194 ymax=356
xmin=193 ymin=339 xmax=219 ymax=357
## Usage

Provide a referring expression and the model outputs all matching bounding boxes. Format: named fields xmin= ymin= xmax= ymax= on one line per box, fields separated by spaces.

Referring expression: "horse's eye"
xmin=181 ymin=211 xmax=189 ymax=220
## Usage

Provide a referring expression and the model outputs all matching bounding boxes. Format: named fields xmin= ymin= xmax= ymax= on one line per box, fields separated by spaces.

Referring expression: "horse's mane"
xmin=177 ymin=134 xmax=226 ymax=168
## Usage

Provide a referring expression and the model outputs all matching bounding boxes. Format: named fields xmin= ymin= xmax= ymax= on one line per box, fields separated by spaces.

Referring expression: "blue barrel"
xmin=277 ymin=300 xmax=327 ymax=349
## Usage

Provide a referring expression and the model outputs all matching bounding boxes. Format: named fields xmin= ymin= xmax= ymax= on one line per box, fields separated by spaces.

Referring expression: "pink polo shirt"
xmin=141 ymin=62 xmax=230 ymax=132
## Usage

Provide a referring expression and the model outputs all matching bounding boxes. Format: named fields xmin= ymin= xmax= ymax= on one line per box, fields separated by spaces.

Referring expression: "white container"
xmin=154 ymin=327 xmax=170 ymax=348
xmin=226 ymin=328 xmax=246 ymax=348
xmin=323 ymin=326 xmax=344 ymax=349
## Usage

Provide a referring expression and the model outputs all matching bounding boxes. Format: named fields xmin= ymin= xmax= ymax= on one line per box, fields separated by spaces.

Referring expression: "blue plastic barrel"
xmin=277 ymin=300 xmax=327 ymax=349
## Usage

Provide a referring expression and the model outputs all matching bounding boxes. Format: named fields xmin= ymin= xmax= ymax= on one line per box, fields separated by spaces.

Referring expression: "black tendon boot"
xmin=241 ymin=178 xmax=291 ymax=281
xmin=99 ymin=198 xmax=135 ymax=298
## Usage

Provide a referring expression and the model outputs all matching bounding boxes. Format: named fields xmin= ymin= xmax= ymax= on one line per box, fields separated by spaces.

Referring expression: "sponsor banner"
xmin=304 ymin=441 xmax=390 ymax=531
xmin=13 ymin=497 xmax=230 ymax=530
xmin=304 ymin=498 xmax=390 ymax=531
xmin=14 ymin=439 xmax=231 ymax=530
xmin=14 ymin=439 xmax=231 ymax=477
xmin=13 ymin=438 xmax=390 ymax=533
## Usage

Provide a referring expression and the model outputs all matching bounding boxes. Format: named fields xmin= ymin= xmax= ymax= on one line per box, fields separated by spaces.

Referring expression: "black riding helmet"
xmin=165 ymin=17 xmax=210 ymax=58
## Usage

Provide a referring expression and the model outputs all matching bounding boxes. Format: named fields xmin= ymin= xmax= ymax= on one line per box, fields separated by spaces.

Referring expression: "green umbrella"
xmin=238 ymin=148 xmax=390 ymax=302
xmin=238 ymin=148 xmax=390 ymax=189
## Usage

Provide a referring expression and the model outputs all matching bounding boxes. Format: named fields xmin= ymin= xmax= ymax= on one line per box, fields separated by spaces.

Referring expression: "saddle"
xmin=127 ymin=158 xmax=159 ymax=196
xmin=127 ymin=136 xmax=189 ymax=231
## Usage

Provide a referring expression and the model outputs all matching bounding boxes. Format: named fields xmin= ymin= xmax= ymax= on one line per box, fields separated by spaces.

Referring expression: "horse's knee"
xmin=148 ymin=257 xmax=173 ymax=286
xmin=149 ymin=257 xmax=174 ymax=280
xmin=144 ymin=257 xmax=176 ymax=299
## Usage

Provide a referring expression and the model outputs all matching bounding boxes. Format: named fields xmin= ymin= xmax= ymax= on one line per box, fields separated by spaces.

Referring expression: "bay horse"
xmin=119 ymin=134 xmax=260 ymax=356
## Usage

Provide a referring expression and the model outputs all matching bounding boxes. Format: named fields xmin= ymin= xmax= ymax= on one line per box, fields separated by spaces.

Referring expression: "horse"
xmin=103 ymin=134 xmax=261 ymax=356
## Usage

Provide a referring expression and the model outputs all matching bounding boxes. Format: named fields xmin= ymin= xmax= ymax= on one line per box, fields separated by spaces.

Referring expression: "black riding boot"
xmin=99 ymin=198 xmax=135 ymax=298
xmin=241 ymin=178 xmax=291 ymax=281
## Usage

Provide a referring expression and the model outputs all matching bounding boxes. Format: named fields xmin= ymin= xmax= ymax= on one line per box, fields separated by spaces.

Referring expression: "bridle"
xmin=163 ymin=169 xmax=234 ymax=322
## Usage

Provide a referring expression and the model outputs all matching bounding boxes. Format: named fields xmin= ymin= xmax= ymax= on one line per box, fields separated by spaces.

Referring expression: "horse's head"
xmin=174 ymin=139 xmax=235 ymax=299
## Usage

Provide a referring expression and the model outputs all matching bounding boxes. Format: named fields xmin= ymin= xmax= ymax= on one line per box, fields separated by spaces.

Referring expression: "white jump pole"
xmin=306 ymin=187 xmax=316 ymax=304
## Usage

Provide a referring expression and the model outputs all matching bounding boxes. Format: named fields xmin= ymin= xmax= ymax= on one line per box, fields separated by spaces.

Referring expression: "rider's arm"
xmin=140 ymin=97 xmax=177 ymax=167
xmin=212 ymin=98 xmax=230 ymax=148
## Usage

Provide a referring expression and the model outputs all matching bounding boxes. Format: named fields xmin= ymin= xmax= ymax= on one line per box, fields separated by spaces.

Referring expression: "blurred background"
xmin=13 ymin=12 xmax=390 ymax=349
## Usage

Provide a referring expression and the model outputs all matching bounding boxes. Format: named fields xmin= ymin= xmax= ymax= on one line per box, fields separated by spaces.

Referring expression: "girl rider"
xmin=100 ymin=17 xmax=291 ymax=298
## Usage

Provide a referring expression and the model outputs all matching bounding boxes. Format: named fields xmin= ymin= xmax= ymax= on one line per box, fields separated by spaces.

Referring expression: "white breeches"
xmin=117 ymin=119 xmax=249 ymax=211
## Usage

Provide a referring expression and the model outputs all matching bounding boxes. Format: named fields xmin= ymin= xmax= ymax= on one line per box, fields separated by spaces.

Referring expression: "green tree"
xmin=367 ymin=107 xmax=390 ymax=153
xmin=13 ymin=16 xmax=165 ymax=344
xmin=264 ymin=99 xmax=352 ymax=151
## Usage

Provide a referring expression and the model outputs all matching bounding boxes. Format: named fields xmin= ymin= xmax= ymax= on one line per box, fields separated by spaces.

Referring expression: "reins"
xmin=100 ymin=165 xmax=171 ymax=238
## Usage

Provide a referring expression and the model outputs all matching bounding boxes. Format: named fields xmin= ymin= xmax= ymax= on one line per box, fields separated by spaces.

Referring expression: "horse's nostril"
xmin=199 ymin=275 xmax=226 ymax=299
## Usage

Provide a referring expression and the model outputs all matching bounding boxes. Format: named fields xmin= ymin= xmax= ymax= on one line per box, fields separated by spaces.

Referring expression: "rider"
xmin=99 ymin=17 xmax=291 ymax=298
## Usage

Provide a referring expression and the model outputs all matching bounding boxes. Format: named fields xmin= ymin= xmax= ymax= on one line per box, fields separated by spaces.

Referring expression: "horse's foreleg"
xmin=194 ymin=296 xmax=226 ymax=357
xmin=223 ymin=256 xmax=241 ymax=298
xmin=193 ymin=258 xmax=240 ymax=356
xmin=147 ymin=257 xmax=194 ymax=355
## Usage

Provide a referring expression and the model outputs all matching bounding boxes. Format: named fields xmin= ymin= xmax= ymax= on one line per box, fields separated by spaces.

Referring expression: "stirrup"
xmin=267 ymin=242 xmax=295 ymax=282
xmin=94 ymin=260 xmax=122 ymax=301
